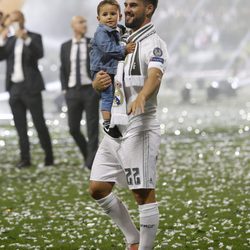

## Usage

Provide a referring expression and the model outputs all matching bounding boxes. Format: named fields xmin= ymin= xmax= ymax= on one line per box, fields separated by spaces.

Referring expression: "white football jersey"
xmin=121 ymin=23 xmax=168 ymax=135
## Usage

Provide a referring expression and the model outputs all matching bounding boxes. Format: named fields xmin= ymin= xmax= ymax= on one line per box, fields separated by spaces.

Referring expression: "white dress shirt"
xmin=11 ymin=38 xmax=25 ymax=83
xmin=0 ymin=36 xmax=5 ymax=46
xmin=0 ymin=31 xmax=32 ymax=84
xmin=68 ymin=37 xmax=92 ymax=88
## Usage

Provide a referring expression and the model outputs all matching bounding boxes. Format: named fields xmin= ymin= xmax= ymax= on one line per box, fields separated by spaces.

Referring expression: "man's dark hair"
xmin=144 ymin=0 xmax=158 ymax=17
xmin=97 ymin=0 xmax=121 ymax=15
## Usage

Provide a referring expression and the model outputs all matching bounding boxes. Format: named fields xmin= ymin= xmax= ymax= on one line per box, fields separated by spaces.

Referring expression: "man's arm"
xmin=0 ymin=24 xmax=9 ymax=61
xmin=23 ymin=32 xmax=43 ymax=60
xmin=59 ymin=44 xmax=67 ymax=91
xmin=128 ymin=67 xmax=163 ymax=115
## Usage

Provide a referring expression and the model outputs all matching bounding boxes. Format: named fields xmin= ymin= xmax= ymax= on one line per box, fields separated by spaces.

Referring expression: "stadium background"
xmin=0 ymin=0 xmax=249 ymax=106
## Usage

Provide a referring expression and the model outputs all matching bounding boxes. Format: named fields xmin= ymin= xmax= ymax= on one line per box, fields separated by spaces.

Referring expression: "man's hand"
xmin=128 ymin=68 xmax=163 ymax=115
xmin=16 ymin=29 xmax=28 ymax=40
xmin=128 ymin=92 xmax=146 ymax=115
xmin=0 ymin=26 xmax=8 ymax=40
xmin=92 ymin=70 xmax=112 ymax=92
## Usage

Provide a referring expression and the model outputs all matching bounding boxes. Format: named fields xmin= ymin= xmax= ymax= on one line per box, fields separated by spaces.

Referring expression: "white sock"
xmin=138 ymin=202 xmax=159 ymax=250
xmin=97 ymin=193 xmax=140 ymax=245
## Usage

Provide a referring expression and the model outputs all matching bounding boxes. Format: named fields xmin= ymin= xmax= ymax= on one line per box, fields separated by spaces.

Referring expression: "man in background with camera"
xmin=0 ymin=10 xmax=54 ymax=168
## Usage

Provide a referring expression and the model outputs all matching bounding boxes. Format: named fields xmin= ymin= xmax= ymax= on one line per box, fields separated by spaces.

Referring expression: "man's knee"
xmin=132 ymin=189 xmax=156 ymax=205
xmin=89 ymin=181 xmax=114 ymax=200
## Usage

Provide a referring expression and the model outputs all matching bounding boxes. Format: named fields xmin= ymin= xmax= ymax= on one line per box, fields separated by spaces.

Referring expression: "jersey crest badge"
xmin=113 ymin=80 xmax=124 ymax=106
xmin=153 ymin=47 xmax=163 ymax=57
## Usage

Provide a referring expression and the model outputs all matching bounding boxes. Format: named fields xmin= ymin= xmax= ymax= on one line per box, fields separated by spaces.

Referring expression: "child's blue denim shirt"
xmin=90 ymin=24 xmax=126 ymax=76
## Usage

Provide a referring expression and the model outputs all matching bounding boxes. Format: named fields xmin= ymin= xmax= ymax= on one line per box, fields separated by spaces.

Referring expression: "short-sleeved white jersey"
xmin=119 ymin=23 xmax=168 ymax=136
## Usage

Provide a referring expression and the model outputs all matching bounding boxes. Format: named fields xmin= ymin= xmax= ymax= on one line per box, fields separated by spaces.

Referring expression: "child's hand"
xmin=125 ymin=42 xmax=136 ymax=55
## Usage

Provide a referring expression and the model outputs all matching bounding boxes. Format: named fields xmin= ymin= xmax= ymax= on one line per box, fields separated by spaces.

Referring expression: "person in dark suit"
xmin=0 ymin=11 xmax=54 ymax=168
xmin=60 ymin=16 xmax=99 ymax=170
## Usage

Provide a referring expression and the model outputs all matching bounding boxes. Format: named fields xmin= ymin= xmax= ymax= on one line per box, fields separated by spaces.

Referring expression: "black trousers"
xmin=9 ymin=83 xmax=53 ymax=162
xmin=65 ymin=85 xmax=99 ymax=168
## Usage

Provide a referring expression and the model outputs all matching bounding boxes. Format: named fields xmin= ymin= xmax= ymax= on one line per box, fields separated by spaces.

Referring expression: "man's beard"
xmin=125 ymin=13 xmax=146 ymax=30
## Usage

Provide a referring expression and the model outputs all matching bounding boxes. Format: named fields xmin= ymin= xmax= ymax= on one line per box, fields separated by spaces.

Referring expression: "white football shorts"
xmin=90 ymin=129 xmax=161 ymax=190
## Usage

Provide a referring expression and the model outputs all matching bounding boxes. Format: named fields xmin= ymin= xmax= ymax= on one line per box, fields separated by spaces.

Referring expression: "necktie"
xmin=76 ymin=42 xmax=81 ymax=87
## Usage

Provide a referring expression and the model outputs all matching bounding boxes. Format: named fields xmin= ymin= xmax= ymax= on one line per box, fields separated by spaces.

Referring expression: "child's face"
xmin=98 ymin=4 xmax=120 ymax=29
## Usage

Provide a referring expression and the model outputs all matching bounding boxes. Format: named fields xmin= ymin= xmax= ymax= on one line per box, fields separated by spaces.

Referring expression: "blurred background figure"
xmin=207 ymin=81 xmax=220 ymax=101
xmin=60 ymin=16 xmax=99 ymax=170
xmin=181 ymin=83 xmax=192 ymax=104
xmin=0 ymin=10 xmax=54 ymax=168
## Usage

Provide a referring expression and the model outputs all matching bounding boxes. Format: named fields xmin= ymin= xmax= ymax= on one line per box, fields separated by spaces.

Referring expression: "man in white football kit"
xmin=89 ymin=0 xmax=168 ymax=249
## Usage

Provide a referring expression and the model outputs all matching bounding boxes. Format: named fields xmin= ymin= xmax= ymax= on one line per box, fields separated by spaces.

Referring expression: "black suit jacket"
xmin=0 ymin=31 xmax=45 ymax=93
xmin=60 ymin=38 xmax=92 ymax=90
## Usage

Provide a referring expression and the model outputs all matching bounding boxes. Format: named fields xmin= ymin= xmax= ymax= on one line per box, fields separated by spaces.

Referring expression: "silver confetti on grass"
xmin=1 ymin=91 xmax=250 ymax=249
